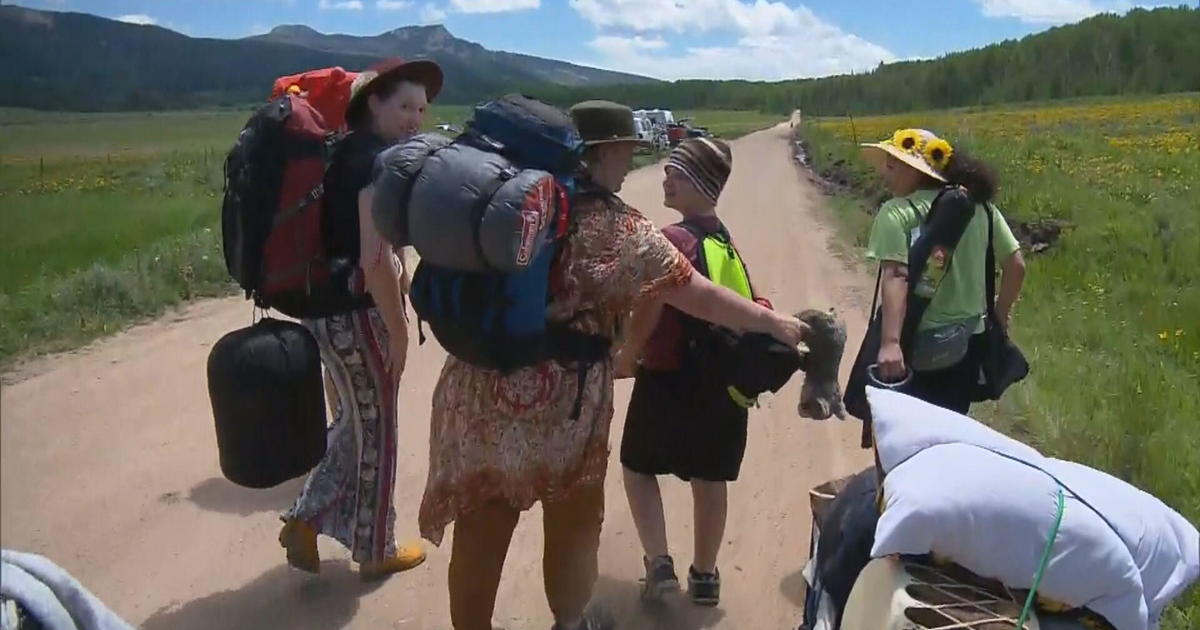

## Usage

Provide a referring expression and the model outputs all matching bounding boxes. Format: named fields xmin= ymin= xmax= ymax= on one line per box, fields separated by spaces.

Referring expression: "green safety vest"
xmin=684 ymin=224 xmax=758 ymax=408
xmin=699 ymin=232 xmax=753 ymax=301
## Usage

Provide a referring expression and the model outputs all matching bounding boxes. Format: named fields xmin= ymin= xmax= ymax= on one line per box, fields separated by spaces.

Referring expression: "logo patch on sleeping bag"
xmin=517 ymin=177 xmax=556 ymax=267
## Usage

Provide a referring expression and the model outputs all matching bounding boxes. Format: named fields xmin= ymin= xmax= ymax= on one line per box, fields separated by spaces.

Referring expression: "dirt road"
xmin=1 ymin=124 xmax=872 ymax=630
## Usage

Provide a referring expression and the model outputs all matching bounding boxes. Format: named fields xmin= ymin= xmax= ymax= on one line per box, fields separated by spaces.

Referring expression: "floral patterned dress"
xmin=418 ymin=186 xmax=693 ymax=545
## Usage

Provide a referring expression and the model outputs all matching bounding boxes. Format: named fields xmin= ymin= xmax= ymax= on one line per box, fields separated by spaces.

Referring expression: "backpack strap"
xmin=543 ymin=184 xmax=612 ymax=421
xmin=898 ymin=187 xmax=975 ymax=356
xmin=544 ymin=322 xmax=612 ymax=421
xmin=553 ymin=180 xmax=572 ymax=239
xmin=984 ymin=202 xmax=1000 ymax=327
xmin=676 ymin=220 xmax=713 ymax=277
xmin=898 ymin=198 xmax=934 ymax=354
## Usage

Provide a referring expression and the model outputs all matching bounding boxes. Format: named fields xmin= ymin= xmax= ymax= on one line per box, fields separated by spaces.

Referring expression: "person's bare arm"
xmin=876 ymin=261 xmax=909 ymax=382
xmin=359 ymin=187 xmax=409 ymax=378
xmin=995 ymin=250 xmax=1026 ymax=330
xmin=395 ymin=246 xmax=412 ymax=296
xmin=614 ymin=298 xmax=665 ymax=378
xmin=663 ymin=269 xmax=807 ymax=345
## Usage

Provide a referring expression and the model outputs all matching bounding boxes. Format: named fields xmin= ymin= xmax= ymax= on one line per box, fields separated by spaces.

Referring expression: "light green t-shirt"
xmin=865 ymin=188 xmax=1020 ymax=332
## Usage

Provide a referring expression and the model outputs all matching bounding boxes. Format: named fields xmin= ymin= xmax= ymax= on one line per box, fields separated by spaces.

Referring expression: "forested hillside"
xmin=530 ymin=7 xmax=1200 ymax=115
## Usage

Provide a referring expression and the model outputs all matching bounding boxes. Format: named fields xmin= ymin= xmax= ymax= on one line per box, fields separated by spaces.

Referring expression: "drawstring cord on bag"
xmin=1016 ymin=488 xmax=1066 ymax=629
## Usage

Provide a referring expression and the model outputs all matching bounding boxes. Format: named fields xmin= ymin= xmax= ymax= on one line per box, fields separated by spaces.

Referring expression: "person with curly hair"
xmin=858 ymin=129 xmax=1027 ymax=414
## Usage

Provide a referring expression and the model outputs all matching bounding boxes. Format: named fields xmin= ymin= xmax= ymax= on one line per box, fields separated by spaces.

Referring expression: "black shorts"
xmin=620 ymin=368 xmax=749 ymax=482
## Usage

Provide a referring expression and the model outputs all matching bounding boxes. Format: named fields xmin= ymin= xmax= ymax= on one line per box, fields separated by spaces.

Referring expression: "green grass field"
xmin=798 ymin=93 xmax=1199 ymax=628
xmin=0 ymin=106 xmax=776 ymax=365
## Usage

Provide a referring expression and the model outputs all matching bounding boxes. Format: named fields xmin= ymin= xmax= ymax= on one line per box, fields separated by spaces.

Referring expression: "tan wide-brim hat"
xmin=345 ymin=58 xmax=443 ymax=129
xmin=860 ymin=128 xmax=951 ymax=183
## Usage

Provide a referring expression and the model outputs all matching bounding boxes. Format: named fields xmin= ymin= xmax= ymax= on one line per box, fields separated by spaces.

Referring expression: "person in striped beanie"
xmin=617 ymin=137 xmax=772 ymax=607
xmin=665 ymin=137 xmax=733 ymax=206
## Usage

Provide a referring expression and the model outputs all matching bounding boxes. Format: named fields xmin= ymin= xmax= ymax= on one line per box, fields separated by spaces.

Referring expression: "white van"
xmin=633 ymin=116 xmax=653 ymax=141
xmin=634 ymin=108 xmax=675 ymax=128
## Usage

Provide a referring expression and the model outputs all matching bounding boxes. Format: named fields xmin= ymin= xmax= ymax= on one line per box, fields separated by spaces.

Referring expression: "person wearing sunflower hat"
xmin=848 ymin=128 xmax=1027 ymax=418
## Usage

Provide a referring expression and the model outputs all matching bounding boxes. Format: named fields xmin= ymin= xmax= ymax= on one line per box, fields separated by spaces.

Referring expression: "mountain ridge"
xmin=0 ymin=5 xmax=654 ymax=112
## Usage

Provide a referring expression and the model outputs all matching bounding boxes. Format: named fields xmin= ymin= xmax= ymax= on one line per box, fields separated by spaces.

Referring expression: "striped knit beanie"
xmin=667 ymin=137 xmax=733 ymax=205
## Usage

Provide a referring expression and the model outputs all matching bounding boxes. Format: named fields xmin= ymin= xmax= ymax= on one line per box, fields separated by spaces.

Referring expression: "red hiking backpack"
xmin=270 ymin=67 xmax=357 ymax=132
xmin=221 ymin=72 xmax=369 ymax=318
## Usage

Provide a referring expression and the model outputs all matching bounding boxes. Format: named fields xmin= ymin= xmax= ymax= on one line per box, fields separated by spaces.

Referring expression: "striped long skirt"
xmin=284 ymin=306 xmax=398 ymax=563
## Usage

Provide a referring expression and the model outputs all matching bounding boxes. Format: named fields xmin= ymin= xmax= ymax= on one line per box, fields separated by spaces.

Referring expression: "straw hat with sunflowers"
xmin=860 ymin=128 xmax=954 ymax=183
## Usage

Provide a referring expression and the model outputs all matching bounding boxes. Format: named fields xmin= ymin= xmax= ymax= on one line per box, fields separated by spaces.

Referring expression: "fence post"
xmin=39 ymin=157 xmax=44 ymax=178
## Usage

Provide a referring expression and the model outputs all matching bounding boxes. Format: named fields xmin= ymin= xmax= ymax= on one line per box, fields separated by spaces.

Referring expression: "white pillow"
xmin=866 ymin=387 xmax=1200 ymax=630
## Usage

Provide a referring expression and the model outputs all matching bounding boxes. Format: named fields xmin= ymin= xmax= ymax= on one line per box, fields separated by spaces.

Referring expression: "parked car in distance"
xmin=634 ymin=108 xmax=675 ymax=128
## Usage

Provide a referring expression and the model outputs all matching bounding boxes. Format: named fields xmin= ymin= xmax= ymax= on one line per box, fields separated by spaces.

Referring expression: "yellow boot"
xmin=359 ymin=543 xmax=426 ymax=579
xmin=278 ymin=519 xmax=321 ymax=574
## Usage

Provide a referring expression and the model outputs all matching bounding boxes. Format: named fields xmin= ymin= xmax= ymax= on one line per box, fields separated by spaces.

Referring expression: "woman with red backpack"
xmin=277 ymin=58 xmax=442 ymax=579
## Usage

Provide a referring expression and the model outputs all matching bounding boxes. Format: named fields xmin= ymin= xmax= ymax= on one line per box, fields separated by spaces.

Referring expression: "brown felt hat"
xmin=569 ymin=100 xmax=646 ymax=146
xmin=345 ymin=58 xmax=443 ymax=129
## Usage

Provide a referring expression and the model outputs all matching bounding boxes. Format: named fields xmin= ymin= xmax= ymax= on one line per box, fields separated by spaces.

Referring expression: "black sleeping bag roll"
xmin=207 ymin=318 xmax=327 ymax=489
xmin=815 ymin=467 xmax=881 ymax=629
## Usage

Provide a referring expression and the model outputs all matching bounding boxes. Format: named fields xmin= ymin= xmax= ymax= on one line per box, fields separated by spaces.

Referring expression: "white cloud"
xmin=421 ymin=3 xmax=448 ymax=22
xmin=587 ymin=34 xmax=893 ymax=81
xmin=590 ymin=34 xmax=667 ymax=57
xmin=571 ymin=1 xmax=894 ymax=81
xmin=318 ymin=0 xmax=365 ymax=9
xmin=572 ymin=0 xmax=808 ymax=34
xmin=973 ymin=0 xmax=1098 ymax=23
xmin=377 ymin=0 xmax=413 ymax=8
xmin=972 ymin=0 xmax=1172 ymax=24
xmin=449 ymin=0 xmax=539 ymax=13
xmin=116 ymin=14 xmax=158 ymax=26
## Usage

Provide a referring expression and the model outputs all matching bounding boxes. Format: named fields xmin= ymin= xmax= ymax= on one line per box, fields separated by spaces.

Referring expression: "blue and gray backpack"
xmin=378 ymin=95 xmax=611 ymax=390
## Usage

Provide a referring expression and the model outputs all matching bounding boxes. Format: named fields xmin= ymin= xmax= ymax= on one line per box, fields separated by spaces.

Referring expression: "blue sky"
xmin=10 ymin=0 xmax=1180 ymax=80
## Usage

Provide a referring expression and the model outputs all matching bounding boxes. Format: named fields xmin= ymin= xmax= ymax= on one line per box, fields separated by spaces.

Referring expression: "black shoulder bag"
xmin=676 ymin=221 xmax=801 ymax=407
xmin=974 ymin=202 xmax=1029 ymax=401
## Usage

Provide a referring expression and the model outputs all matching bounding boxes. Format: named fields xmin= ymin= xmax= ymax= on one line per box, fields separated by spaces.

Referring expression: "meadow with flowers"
xmin=0 ymin=106 xmax=456 ymax=363
xmin=800 ymin=92 xmax=1200 ymax=629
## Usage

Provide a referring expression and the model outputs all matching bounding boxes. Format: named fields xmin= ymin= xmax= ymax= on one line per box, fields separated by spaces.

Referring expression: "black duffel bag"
xmin=207 ymin=318 xmax=327 ymax=488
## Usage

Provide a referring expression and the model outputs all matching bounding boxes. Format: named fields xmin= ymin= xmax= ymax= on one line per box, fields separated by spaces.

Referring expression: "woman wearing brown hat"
xmin=615 ymin=137 xmax=762 ymax=607
xmin=858 ymin=129 xmax=1026 ymax=413
xmin=418 ymin=101 xmax=808 ymax=630
xmin=278 ymin=58 xmax=443 ymax=579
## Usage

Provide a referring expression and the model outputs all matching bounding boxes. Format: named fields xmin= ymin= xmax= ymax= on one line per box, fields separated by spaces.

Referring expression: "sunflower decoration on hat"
xmin=861 ymin=128 xmax=954 ymax=182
